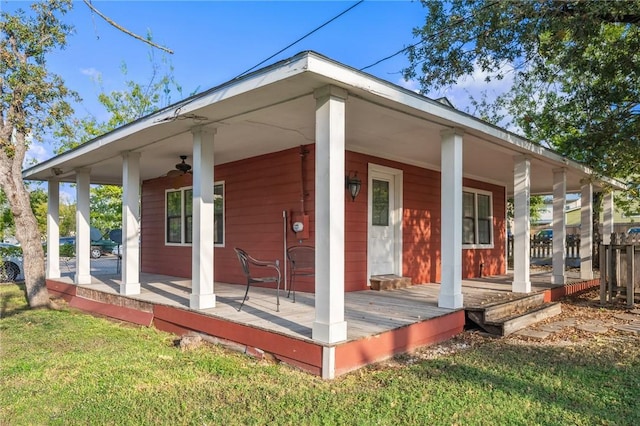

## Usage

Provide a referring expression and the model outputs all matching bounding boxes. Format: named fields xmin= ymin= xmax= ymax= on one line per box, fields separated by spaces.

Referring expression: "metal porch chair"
xmin=286 ymin=245 xmax=315 ymax=303
xmin=234 ymin=248 xmax=282 ymax=312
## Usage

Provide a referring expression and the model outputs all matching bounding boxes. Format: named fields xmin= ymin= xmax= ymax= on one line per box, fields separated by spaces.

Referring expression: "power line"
xmin=359 ymin=1 xmax=499 ymax=72
xmin=233 ymin=0 xmax=364 ymax=80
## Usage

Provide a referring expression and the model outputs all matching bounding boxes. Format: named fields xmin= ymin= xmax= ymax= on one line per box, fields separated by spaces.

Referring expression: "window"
xmin=372 ymin=179 xmax=389 ymax=226
xmin=165 ymin=182 xmax=225 ymax=246
xmin=462 ymin=189 xmax=493 ymax=246
xmin=166 ymin=191 xmax=182 ymax=244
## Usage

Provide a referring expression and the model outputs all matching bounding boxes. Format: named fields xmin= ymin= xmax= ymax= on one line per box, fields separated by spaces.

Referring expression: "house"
xmin=23 ymin=51 xmax=625 ymax=378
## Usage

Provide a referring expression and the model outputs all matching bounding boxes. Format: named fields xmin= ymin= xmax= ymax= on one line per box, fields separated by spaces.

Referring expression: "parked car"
xmin=627 ymin=227 xmax=640 ymax=235
xmin=535 ymin=229 xmax=553 ymax=241
xmin=90 ymin=228 xmax=118 ymax=259
xmin=0 ymin=243 xmax=23 ymax=282
xmin=57 ymin=230 xmax=118 ymax=259
xmin=533 ymin=229 xmax=578 ymax=243
xmin=59 ymin=236 xmax=75 ymax=246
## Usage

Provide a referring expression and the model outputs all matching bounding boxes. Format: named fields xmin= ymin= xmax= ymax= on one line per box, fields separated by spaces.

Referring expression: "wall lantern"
xmin=345 ymin=171 xmax=361 ymax=202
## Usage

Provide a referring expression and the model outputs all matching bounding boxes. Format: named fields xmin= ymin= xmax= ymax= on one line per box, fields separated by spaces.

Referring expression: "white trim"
xmin=348 ymin=144 xmax=509 ymax=190
xmin=462 ymin=186 xmax=494 ymax=249
xmin=367 ymin=163 xmax=403 ymax=280
xmin=164 ymin=182 xmax=225 ymax=247
xmin=46 ymin=180 xmax=60 ymax=279
xmin=512 ymin=155 xmax=531 ymax=293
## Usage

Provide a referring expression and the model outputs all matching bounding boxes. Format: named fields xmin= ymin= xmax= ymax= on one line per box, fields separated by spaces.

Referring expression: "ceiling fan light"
xmin=175 ymin=155 xmax=192 ymax=173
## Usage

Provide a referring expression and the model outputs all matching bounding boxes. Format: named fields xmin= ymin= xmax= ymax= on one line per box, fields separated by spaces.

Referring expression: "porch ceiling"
xmin=23 ymin=51 xmax=620 ymax=196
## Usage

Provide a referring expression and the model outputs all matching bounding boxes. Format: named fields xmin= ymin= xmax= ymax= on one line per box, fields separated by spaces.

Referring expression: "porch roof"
xmin=23 ymin=51 xmax=625 ymax=195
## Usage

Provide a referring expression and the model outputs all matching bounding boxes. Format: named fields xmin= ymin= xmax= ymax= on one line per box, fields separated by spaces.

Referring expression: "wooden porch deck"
xmin=46 ymin=269 xmax=598 ymax=377
xmin=51 ymin=269 xmax=592 ymax=342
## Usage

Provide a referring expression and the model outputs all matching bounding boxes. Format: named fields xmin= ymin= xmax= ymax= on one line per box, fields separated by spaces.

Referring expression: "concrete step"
xmin=486 ymin=302 xmax=562 ymax=336
xmin=369 ymin=275 xmax=412 ymax=291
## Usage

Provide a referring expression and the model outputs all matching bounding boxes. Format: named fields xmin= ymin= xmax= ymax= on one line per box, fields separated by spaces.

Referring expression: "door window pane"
xmin=372 ymin=179 xmax=389 ymax=226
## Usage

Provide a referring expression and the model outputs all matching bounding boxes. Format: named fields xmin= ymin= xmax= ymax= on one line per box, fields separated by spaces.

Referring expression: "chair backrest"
xmin=235 ymin=248 xmax=251 ymax=277
xmin=287 ymin=245 xmax=315 ymax=270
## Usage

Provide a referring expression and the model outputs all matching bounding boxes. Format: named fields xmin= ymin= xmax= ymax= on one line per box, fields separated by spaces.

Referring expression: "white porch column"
xmin=438 ymin=128 xmax=464 ymax=309
xmin=313 ymin=85 xmax=348 ymax=346
xmin=75 ymin=169 xmax=91 ymax=284
xmin=190 ymin=127 xmax=216 ymax=310
xmin=602 ymin=192 xmax=614 ymax=244
xmin=512 ymin=156 xmax=531 ymax=293
xmin=552 ymin=168 xmax=566 ymax=285
xmin=121 ymin=152 xmax=141 ymax=295
xmin=580 ymin=182 xmax=594 ymax=280
xmin=46 ymin=180 xmax=60 ymax=279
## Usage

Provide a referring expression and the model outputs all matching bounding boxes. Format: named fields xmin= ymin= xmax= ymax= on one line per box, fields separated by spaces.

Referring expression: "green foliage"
xmin=506 ymin=195 xmax=545 ymax=224
xmin=59 ymin=241 xmax=74 ymax=258
xmin=0 ymin=186 xmax=49 ymax=239
xmin=1 ymin=282 xmax=639 ymax=424
xmin=59 ymin=201 xmax=75 ymax=236
xmin=52 ymin=48 xmax=185 ymax=232
xmin=405 ymin=0 xmax=640 ymax=185
xmin=90 ymin=185 xmax=122 ymax=232
xmin=0 ymin=0 xmax=77 ymax=146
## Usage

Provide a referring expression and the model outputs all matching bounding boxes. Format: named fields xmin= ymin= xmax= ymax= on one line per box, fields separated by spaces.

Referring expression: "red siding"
xmin=141 ymin=146 xmax=506 ymax=292
xmin=142 ymin=146 xmax=317 ymax=289
xmin=335 ymin=310 xmax=465 ymax=376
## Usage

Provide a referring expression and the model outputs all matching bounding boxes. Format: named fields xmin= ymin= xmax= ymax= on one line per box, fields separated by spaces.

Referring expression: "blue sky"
xmin=4 ymin=0 xmax=510 ymax=179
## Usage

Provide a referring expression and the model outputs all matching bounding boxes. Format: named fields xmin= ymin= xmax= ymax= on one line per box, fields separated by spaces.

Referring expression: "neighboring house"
xmin=23 ymin=52 xmax=625 ymax=378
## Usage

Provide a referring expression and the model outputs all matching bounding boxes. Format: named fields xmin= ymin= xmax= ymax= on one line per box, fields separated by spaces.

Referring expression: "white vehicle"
xmin=0 ymin=243 xmax=23 ymax=282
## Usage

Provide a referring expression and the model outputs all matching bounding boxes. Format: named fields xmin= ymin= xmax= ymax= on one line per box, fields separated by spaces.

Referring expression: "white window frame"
xmin=462 ymin=187 xmax=494 ymax=249
xmin=164 ymin=181 xmax=225 ymax=247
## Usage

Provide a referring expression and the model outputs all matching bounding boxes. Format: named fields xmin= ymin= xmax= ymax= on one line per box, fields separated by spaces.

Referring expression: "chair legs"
xmin=238 ymin=280 xmax=251 ymax=312
xmin=238 ymin=279 xmax=281 ymax=312
xmin=287 ymin=275 xmax=296 ymax=303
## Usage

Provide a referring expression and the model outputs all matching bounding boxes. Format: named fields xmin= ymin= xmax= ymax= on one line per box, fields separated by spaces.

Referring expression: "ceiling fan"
xmin=166 ymin=155 xmax=192 ymax=177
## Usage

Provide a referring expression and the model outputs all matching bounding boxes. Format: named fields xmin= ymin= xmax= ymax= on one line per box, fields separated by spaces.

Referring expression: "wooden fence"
xmin=507 ymin=235 xmax=582 ymax=268
xmin=600 ymin=233 xmax=640 ymax=307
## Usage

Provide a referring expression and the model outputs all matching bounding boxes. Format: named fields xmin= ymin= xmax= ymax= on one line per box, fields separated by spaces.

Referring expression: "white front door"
xmin=368 ymin=165 xmax=402 ymax=278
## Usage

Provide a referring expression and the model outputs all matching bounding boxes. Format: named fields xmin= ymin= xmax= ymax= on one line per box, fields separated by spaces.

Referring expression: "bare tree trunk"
xmin=0 ymin=134 xmax=49 ymax=308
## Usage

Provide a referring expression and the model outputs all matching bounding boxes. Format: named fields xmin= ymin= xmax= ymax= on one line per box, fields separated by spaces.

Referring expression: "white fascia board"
xmin=23 ymin=116 xmax=164 ymax=181
xmin=304 ymin=53 xmax=626 ymax=191
xmin=23 ymin=55 xmax=312 ymax=181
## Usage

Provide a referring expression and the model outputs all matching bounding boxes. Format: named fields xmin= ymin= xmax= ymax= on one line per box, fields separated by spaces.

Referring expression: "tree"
xmin=404 ymin=0 xmax=640 ymax=188
xmin=54 ymin=53 xmax=184 ymax=234
xmin=0 ymin=0 xmax=75 ymax=306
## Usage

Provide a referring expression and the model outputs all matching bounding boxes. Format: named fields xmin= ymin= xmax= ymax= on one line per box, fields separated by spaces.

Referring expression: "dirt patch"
xmin=384 ymin=288 xmax=640 ymax=367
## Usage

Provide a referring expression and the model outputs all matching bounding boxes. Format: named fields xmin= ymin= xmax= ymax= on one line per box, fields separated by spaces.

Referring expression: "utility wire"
xmin=233 ymin=0 xmax=364 ymax=79
xmin=360 ymin=1 xmax=499 ymax=72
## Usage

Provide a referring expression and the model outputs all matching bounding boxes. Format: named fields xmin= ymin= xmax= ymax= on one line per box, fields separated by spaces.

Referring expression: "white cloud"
xmin=24 ymin=142 xmax=51 ymax=166
xmin=397 ymin=78 xmax=421 ymax=93
xmin=80 ymin=67 xmax=102 ymax=80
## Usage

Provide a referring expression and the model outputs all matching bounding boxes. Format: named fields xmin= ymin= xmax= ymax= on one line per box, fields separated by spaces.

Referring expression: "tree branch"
xmin=82 ymin=0 xmax=174 ymax=54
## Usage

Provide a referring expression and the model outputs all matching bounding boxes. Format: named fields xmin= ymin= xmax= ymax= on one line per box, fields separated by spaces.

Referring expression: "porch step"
xmin=466 ymin=292 xmax=562 ymax=336
xmin=486 ymin=302 xmax=562 ymax=336
xmin=369 ymin=275 xmax=412 ymax=291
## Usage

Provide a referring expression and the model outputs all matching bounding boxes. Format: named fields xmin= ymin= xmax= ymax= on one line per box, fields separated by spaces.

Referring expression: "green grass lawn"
xmin=1 ymin=282 xmax=639 ymax=425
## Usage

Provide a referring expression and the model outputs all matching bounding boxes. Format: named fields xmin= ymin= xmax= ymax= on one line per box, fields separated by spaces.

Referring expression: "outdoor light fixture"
xmin=345 ymin=171 xmax=361 ymax=202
